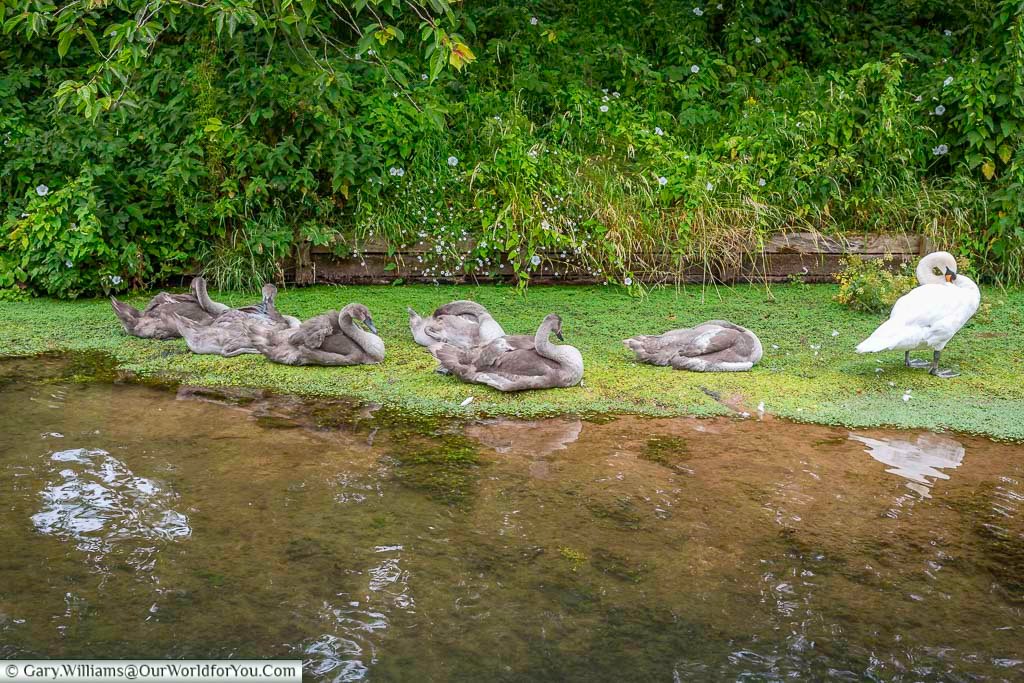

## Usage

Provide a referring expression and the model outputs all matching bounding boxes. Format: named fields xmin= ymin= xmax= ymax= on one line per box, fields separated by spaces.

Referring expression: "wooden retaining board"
xmin=286 ymin=232 xmax=928 ymax=285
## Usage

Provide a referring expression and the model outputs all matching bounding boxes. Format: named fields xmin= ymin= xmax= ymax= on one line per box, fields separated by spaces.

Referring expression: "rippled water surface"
xmin=1 ymin=356 xmax=1023 ymax=681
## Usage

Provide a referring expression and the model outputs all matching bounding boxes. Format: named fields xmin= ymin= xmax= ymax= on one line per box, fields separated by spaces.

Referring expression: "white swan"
xmin=855 ymin=251 xmax=980 ymax=378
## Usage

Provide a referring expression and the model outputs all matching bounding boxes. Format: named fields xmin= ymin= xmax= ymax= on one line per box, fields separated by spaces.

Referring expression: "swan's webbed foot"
xmin=927 ymin=350 xmax=958 ymax=378
xmin=904 ymin=351 xmax=931 ymax=369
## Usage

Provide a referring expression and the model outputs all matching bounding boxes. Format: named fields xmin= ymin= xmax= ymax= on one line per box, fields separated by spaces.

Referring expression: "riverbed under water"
xmin=0 ymin=355 xmax=1022 ymax=681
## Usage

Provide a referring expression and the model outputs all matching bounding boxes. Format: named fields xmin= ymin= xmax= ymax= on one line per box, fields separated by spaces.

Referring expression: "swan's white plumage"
xmin=855 ymin=252 xmax=980 ymax=354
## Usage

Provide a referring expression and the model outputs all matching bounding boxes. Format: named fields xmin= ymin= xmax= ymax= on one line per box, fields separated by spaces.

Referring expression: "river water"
xmin=1 ymin=356 xmax=1022 ymax=680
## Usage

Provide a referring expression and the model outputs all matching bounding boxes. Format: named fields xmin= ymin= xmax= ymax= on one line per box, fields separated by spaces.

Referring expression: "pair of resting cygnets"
xmin=111 ymin=278 xmax=384 ymax=366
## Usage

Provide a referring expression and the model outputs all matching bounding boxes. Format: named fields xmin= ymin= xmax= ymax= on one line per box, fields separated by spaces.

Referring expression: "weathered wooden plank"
xmin=290 ymin=232 xmax=922 ymax=285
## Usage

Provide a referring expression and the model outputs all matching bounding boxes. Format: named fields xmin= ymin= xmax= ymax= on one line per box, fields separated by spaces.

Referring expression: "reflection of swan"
xmin=849 ymin=432 xmax=965 ymax=497
xmin=466 ymin=418 xmax=583 ymax=458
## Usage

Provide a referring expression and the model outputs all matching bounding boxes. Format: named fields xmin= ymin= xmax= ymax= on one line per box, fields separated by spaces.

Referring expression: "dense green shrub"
xmin=833 ymin=255 xmax=918 ymax=314
xmin=2 ymin=0 xmax=1023 ymax=296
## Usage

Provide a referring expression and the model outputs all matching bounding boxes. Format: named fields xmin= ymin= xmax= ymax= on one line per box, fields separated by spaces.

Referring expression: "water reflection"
xmin=849 ymin=432 xmax=965 ymax=498
xmin=32 ymin=447 xmax=191 ymax=562
xmin=466 ymin=418 xmax=582 ymax=478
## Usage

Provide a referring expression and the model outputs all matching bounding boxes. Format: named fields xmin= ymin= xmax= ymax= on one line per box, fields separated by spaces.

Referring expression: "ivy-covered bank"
xmin=1 ymin=284 xmax=1022 ymax=440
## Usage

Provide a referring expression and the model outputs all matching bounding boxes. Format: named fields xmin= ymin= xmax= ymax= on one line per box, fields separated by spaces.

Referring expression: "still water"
xmin=1 ymin=356 xmax=1022 ymax=681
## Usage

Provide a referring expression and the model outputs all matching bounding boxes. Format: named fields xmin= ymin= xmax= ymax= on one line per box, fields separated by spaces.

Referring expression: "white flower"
xmin=705 ymin=181 xmax=714 ymax=191
xmin=65 ymin=260 xmax=73 ymax=268
xmin=541 ymin=219 xmax=551 ymax=230
xmin=693 ymin=7 xmax=703 ymax=16
xmin=396 ymin=168 xmax=404 ymax=177
xmin=914 ymin=95 xmax=923 ymax=102
xmin=754 ymin=37 xmax=761 ymax=44
xmin=447 ymin=156 xmax=458 ymax=167
xmin=421 ymin=73 xmax=428 ymax=80
xmin=612 ymin=91 xmax=620 ymax=98
xmin=35 ymin=184 xmax=49 ymax=196
xmin=600 ymin=105 xmax=609 ymax=112
xmin=528 ymin=149 xmax=538 ymax=158
xmin=389 ymin=167 xmax=399 ymax=176
xmin=944 ymin=29 xmax=952 ymax=36
xmin=654 ymin=126 xmax=664 ymax=136
xmin=690 ymin=64 xmax=700 ymax=73
xmin=902 ymin=393 xmax=911 ymax=402
xmin=716 ymin=3 xmax=723 ymax=8
xmin=602 ymin=95 xmax=609 ymax=102
xmin=367 ymin=49 xmax=375 ymax=56
xmin=624 ymin=277 xmax=633 ymax=286
xmin=757 ymin=178 xmax=766 ymax=187
xmin=530 ymin=254 xmax=541 ymax=266
xmin=934 ymin=104 xmax=946 ymax=115
xmin=530 ymin=16 xmax=538 ymax=25
xmin=943 ymin=76 xmax=954 ymax=87
xmin=831 ymin=330 xmax=839 ymax=337
xmin=658 ymin=176 xmax=668 ymax=186
xmin=933 ymin=144 xmax=949 ymax=155
xmin=110 ymin=275 xmax=122 ymax=285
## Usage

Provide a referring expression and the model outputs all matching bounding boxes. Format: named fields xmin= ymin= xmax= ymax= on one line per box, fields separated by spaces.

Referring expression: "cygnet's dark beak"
xmin=555 ymin=330 xmax=565 ymax=341
xmin=945 ymin=266 xmax=957 ymax=283
xmin=365 ymin=318 xmax=378 ymax=335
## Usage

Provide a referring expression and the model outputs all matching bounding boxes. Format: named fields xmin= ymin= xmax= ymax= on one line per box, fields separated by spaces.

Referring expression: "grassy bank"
xmin=1 ymin=284 xmax=1022 ymax=439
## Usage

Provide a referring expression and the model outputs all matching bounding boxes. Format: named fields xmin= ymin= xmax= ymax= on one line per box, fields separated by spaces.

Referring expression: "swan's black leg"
xmin=929 ymin=350 xmax=959 ymax=378
xmin=905 ymin=350 xmax=931 ymax=369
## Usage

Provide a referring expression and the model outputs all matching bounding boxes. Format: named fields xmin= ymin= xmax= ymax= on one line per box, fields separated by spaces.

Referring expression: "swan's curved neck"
xmin=194 ymin=278 xmax=229 ymax=315
xmin=340 ymin=312 xmax=384 ymax=357
xmin=534 ymin=320 xmax=578 ymax=367
xmin=916 ymin=254 xmax=947 ymax=285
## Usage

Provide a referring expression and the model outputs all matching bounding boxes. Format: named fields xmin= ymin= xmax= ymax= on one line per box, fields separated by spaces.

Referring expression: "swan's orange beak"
xmin=945 ymin=267 xmax=957 ymax=283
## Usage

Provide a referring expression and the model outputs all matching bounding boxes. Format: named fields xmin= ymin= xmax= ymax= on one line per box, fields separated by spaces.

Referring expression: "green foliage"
xmin=834 ymin=255 xmax=918 ymax=313
xmin=2 ymin=0 xmax=1023 ymax=296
